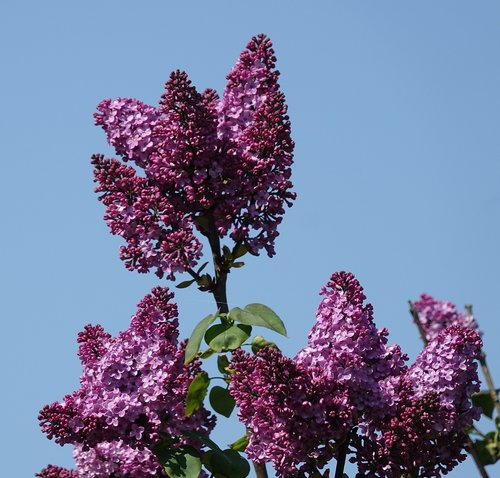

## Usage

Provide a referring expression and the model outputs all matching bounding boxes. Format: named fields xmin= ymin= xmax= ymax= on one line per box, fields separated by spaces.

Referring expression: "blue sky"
xmin=1 ymin=1 xmax=499 ymax=476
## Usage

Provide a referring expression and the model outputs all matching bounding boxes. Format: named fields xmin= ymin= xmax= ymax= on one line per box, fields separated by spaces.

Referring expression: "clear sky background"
xmin=1 ymin=1 xmax=499 ymax=477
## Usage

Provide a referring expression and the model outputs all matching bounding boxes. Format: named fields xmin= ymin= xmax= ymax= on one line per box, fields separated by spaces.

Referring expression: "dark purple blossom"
xmin=354 ymin=325 xmax=482 ymax=477
xmin=36 ymin=465 xmax=77 ymax=478
xmin=93 ymin=35 xmax=295 ymax=279
xmin=230 ymin=347 xmax=354 ymax=477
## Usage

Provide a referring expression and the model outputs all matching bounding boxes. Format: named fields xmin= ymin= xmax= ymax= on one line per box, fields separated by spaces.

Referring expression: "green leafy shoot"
xmin=251 ymin=335 xmax=278 ymax=354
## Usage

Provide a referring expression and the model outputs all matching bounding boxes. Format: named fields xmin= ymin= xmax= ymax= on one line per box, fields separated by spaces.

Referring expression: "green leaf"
xmin=209 ymin=386 xmax=235 ymax=418
xmin=251 ymin=335 xmax=278 ymax=354
xmin=229 ymin=435 xmax=248 ymax=452
xmin=472 ymin=391 xmax=495 ymax=419
xmin=205 ymin=324 xmax=252 ymax=352
xmin=222 ymin=245 xmax=232 ymax=260
xmin=217 ymin=354 xmax=230 ymax=374
xmin=154 ymin=444 xmax=202 ymax=478
xmin=185 ymin=314 xmax=217 ymax=364
xmin=197 ymin=261 xmax=209 ymax=274
xmin=176 ymin=279 xmax=196 ymax=289
xmin=231 ymin=261 xmax=245 ymax=268
xmin=200 ymin=349 xmax=215 ymax=359
xmin=243 ymin=303 xmax=287 ymax=336
xmin=474 ymin=434 xmax=500 ymax=465
xmin=203 ymin=449 xmax=250 ymax=478
xmin=232 ymin=242 xmax=248 ymax=259
xmin=185 ymin=372 xmax=210 ymax=417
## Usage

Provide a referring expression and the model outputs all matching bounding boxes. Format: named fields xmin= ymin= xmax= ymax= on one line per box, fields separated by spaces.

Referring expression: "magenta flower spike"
xmin=230 ymin=347 xmax=354 ymax=478
xmin=355 ymin=325 xmax=482 ymax=478
xmin=296 ymin=272 xmax=408 ymax=417
xmin=230 ymin=272 xmax=408 ymax=477
xmin=93 ymin=35 xmax=295 ymax=279
xmin=413 ymin=293 xmax=482 ymax=342
xmin=38 ymin=288 xmax=215 ymax=476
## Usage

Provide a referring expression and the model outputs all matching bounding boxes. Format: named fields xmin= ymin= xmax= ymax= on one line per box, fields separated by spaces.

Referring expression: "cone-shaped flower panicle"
xmin=230 ymin=347 xmax=354 ymax=478
xmin=296 ymin=271 xmax=408 ymax=416
xmin=354 ymin=325 xmax=482 ymax=478
xmin=413 ymin=293 xmax=482 ymax=342
xmin=93 ymin=35 xmax=295 ymax=279
xmin=38 ymin=288 xmax=215 ymax=476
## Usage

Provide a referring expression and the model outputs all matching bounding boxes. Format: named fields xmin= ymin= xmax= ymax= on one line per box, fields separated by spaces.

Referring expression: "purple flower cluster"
xmin=355 ymin=325 xmax=482 ymax=478
xmin=230 ymin=347 xmax=354 ymax=477
xmin=93 ymin=35 xmax=295 ymax=279
xmin=296 ymin=272 xmax=408 ymax=417
xmin=414 ymin=293 xmax=482 ymax=341
xmin=38 ymin=288 xmax=215 ymax=476
xmin=230 ymin=272 xmax=482 ymax=478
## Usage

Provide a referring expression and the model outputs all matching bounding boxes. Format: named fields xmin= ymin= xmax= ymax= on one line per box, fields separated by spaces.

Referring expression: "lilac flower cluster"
xmin=230 ymin=272 xmax=482 ymax=478
xmin=414 ymin=293 xmax=482 ymax=341
xmin=355 ymin=325 xmax=482 ymax=477
xmin=93 ymin=35 xmax=295 ymax=279
xmin=230 ymin=346 xmax=354 ymax=477
xmin=295 ymin=272 xmax=408 ymax=418
xmin=38 ymin=288 xmax=215 ymax=476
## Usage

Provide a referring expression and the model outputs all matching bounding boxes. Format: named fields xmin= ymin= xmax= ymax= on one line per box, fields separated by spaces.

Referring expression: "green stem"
xmin=408 ymin=301 xmax=428 ymax=345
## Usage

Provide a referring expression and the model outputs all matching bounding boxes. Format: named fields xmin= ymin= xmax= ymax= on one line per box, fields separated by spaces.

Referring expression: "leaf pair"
xmin=184 ymin=303 xmax=286 ymax=364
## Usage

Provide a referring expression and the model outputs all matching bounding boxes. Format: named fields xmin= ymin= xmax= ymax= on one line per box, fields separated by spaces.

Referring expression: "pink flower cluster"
xmin=38 ymin=288 xmax=215 ymax=477
xmin=93 ymin=35 xmax=295 ymax=279
xmin=230 ymin=272 xmax=482 ymax=478
xmin=413 ymin=293 xmax=482 ymax=341
xmin=355 ymin=325 xmax=482 ymax=477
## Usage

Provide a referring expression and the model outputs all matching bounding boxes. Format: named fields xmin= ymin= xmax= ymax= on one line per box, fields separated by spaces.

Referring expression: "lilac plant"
xmin=38 ymin=35 xmax=495 ymax=478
